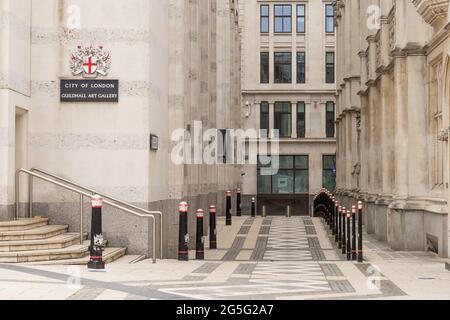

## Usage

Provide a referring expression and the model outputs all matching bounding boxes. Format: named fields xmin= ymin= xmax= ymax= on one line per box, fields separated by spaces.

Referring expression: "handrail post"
xmin=15 ymin=170 xmax=19 ymax=220
xmin=28 ymin=173 xmax=33 ymax=218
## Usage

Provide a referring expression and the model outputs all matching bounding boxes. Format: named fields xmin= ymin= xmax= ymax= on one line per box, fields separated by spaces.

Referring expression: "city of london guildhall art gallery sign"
xmin=60 ymin=45 xmax=119 ymax=102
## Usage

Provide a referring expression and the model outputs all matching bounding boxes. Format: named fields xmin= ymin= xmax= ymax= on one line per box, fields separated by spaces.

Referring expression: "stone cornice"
xmin=412 ymin=0 xmax=449 ymax=28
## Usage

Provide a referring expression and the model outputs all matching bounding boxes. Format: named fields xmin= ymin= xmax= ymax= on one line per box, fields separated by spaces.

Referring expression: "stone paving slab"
xmin=0 ymin=216 xmax=449 ymax=300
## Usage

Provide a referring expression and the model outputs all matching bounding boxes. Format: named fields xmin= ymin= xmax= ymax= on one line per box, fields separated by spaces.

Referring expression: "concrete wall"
xmin=0 ymin=0 xmax=242 ymax=259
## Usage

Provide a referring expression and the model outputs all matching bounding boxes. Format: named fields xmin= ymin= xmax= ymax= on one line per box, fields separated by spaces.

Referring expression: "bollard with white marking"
xmin=209 ymin=205 xmax=217 ymax=250
xmin=88 ymin=195 xmax=105 ymax=270
xmin=196 ymin=209 xmax=205 ymax=260
xmin=178 ymin=202 xmax=189 ymax=261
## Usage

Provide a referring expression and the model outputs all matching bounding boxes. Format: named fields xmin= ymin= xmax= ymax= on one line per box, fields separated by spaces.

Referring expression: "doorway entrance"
xmin=257 ymin=155 xmax=310 ymax=216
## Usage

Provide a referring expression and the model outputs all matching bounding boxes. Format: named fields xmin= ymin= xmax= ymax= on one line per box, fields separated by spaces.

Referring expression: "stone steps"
xmin=22 ymin=247 xmax=128 ymax=266
xmin=0 ymin=225 xmax=69 ymax=241
xmin=0 ymin=219 xmax=126 ymax=265
xmin=0 ymin=232 xmax=88 ymax=252
xmin=0 ymin=218 xmax=49 ymax=232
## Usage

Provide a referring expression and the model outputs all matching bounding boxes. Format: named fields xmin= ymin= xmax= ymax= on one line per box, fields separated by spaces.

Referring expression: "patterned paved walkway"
xmin=0 ymin=216 xmax=448 ymax=300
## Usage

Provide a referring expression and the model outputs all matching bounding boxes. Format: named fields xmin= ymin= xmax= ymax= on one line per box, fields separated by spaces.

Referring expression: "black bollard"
xmin=346 ymin=210 xmax=351 ymax=261
xmin=209 ymin=205 xmax=217 ymax=250
xmin=342 ymin=207 xmax=347 ymax=255
xmin=352 ymin=206 xmax=357 ymax=261
xmin=88 ymin=195 xmax=105 ymax=270
xmin=251 ymin=197 xmax=256 ymax=218
xmin=334 ymin=201 xmax=339 ymax=242
xmin=358 ymin=201 xmax=364 ymax=263
xmin=330 ymin=197 xmax=336 ymax=236
xmin=178 ymin=202 xmax=189 ymax=261
xmin=196 ymin=209 xmax=205 ymax=260
xmin=338 ymin=206 xmax=342 ymax=249
xmin=226 ymin=191 xmax=232 ymax=226
xmin=237 ymin=188 xmax=242 ymax=217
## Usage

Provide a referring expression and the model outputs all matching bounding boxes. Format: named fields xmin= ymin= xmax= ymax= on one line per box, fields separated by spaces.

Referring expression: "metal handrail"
xmin=28 ymin=167 xmax=163 ymax=260
xmin=15 ymin=169 xmax=158 ymax=263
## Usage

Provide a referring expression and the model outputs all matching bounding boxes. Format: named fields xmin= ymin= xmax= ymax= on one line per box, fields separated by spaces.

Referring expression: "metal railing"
xmin=15 ymin=168 xmax=163 ymax=263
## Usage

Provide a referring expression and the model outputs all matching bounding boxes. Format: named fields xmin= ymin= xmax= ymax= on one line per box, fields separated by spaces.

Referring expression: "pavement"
xmin=0 ymin=215 xmax=449 ymax=300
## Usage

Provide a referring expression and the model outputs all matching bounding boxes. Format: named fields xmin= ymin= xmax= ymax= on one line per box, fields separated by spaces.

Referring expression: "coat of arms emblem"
xmin=70 ymin=45 xmax=111 ymax=78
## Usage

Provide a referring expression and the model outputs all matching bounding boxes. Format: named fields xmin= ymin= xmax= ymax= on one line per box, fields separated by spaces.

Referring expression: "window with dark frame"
xmin=297 ymin=102 xmax=306 ymax=138
xmin=297 ymin=4 xmax=305 ymax=33
xmin=297 ymin=52 xmax=306 ymax=83
xmin=325 ymin=4 xmax=335 ymax=33
xmin=260 ymin=102 xmax=270 ymax=137
xmin=257 ymin=155 xmax=309 ymax=195
xmin=274 ymin=102 xmax=292 ymax=138
xmin=274 ymin=5 xmax=292 ymax=33
xmin=261 ymin=5 xmax=269 ymax=33
xmin=274 ymin=52 xmax=292 ymax=83
xmin=326 ymin=101 xmax=335 ymax=138
xmin=323 ymin=155 xmax=336 ymax=191
xmin=260 ymin=52 xmax=269 ymax=84
xmin=326 ymin=52 xmax=335 ymax=84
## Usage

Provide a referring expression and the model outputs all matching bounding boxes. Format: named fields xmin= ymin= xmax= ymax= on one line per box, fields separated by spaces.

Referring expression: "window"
xmin=297 ymin=52 xmax=306 ymax=83
xmin=325 ymin=4 xmax=335 ymax=33
xmin=326 ymin=102 xmax=335 ymax=138
xmin=261 ymin=5 xmax=269 ymax=33
xmin=274 ymin=52 xmax=292 ymax=83
xmin=323 ymin=155 xmax=336 ymax=191
xmin=274 ymin=5 xmax=292 ymax=33
xmin=297 ymin=5 xmax=305 ymax=33
xmin=260 ymin=52 xmax=269 ymax=84
xmin=257 ymin=156 xmax=309 ymax=194
xmin=260 ymin=102 xmax=269 ymax=137
xmin=326 ymin=52 xmax=335 ymax=84
xmin=297 ymin=102 xmax=306 ymax=138
xmin=274 ymin=102 xmax=292 ymax=138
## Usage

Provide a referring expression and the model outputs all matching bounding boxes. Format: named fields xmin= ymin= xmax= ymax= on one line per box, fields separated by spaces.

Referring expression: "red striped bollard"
xmin=358 ymin=201 xmax=364 ymax=263
xmin=209 ymin=205 xmax=217 ymax=250
xmin=346 ymin=210 xmax=352 ymax=261
xmin=237 ymin=188 xmax=242 ymax=217
xmin=196 ymin=209 xmax=205 ymax=260
xmin=342 ymin=207 xmax=347 ymax=255
xmin=178 ymin=202 xmax=189 ymax=261
xmin=226 ymin=191 xmax=232 ymax=226
xmin=88 ymin=195 xmax=105 ymax=270
xmin=251 ymin=197 xmax=256 ymax=217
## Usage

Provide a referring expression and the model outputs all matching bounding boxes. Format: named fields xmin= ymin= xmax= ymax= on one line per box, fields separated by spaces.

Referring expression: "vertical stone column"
xmin=291 ymin=101 xmax=297 ymax=139
xmin=269 ymin=101 xmax=275 ymax=138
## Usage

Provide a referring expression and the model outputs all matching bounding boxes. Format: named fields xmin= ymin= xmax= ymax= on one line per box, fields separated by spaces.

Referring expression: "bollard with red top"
xmin=196 ymin=209 xmax=205 ymax=260
xmin=178 ymin=202 xmax=189 ymax=261
xmin=342 ymin=207 xmax=347 ymax=255
xmin=352 ymin=205 xmax=357 ymax=261
xmin=334 ymin=200 xmax=339 ymax=242
xmin=88 ymin=195 xmax=106 ymax=270
xmin=358 ymin=201 xmax=364 ymax=263
xmin=338 ymin=206 xmax=342 ymax=249
xmin=236 ymin=188 xmax=242 ymax=217
xmin=226 ymin=191 xmax=232 ymax=226
xmin=251 ymin=197 xmax=256 ymax=218
xmin=346 ymin=210 xmax=352 ymax=261
xmin=209 ymin=205 xmax=217 ymax=250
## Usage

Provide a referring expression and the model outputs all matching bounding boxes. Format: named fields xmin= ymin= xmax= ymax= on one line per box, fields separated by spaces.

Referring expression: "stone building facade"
xmin=334 ymin=0 xmax=450 ymax=257
xmin=0 ymin=0 xmax=241 ymax=259
xmin=239 ymin=0 xmax=337 ymax=215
